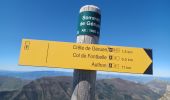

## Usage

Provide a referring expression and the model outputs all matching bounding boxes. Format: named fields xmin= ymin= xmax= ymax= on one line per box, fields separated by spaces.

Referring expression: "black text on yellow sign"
xmin=19 ymin=39 xmax=153 ymax=74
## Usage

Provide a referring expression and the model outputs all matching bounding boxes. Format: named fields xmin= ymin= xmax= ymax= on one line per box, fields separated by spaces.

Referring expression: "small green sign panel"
xmin=77 ymin=11 xmax=101 ymax=36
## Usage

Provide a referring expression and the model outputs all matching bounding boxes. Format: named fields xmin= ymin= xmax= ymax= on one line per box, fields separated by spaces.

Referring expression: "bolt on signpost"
xmin=18 ymin=5 xmax=153 ymax=100
xmin=71 ymin=5 xmax=101 ymax=100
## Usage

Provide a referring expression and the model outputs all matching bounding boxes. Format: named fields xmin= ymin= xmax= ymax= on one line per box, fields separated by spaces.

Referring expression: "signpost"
xmin=19 ymin=39 xmax=152 ymax=74
xmin=72 ymin=5 xmax=101 ymax=100
xmin=18 ymin=5 xmax=153 ymax=100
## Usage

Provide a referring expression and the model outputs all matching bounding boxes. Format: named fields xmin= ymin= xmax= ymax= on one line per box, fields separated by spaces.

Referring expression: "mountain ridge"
xmin=0 ymin=76 xmax=161 ymax=100
xmin=1 ymin=70 xmax=170 ymax=83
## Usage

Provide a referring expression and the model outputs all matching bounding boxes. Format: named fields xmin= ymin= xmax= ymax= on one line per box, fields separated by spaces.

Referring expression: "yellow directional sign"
xmin=19 ymin=39 xmax=153 ymax=74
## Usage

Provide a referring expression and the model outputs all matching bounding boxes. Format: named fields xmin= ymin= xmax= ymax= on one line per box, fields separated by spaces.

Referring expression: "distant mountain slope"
xmin=159 ymin=85 xmax=170 ymax=100
xmin=95 ymin=78 xmax=160 ymax=100
xmin=0 ymin=76 xmax=30 ymax=92
xmin=0 ymin=76 xmax=161 ymax=100
xmin=146 ymin=80 xmax=170 ymax=95
xmin=13 ymin=76 xmax=72 ymax=100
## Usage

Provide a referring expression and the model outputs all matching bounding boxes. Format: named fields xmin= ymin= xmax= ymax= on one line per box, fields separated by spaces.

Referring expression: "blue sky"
xmin=0 ymin=0 xmax=170 ymax=77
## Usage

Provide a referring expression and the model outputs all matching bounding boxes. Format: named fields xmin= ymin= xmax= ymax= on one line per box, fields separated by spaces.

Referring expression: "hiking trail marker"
xmin=19 ymin=39 xmax=152 ymax=74
xmin=18 ymin=5 xmax=153 ymax=100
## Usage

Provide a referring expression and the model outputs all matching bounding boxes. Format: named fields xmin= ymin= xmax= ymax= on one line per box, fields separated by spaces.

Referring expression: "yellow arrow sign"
xmin=19 ymin=39 xmax=153 ymax=74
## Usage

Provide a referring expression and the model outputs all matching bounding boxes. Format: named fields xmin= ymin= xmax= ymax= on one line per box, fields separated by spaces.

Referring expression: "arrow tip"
xmin=143 ymin=49 xmax=153 ymax=75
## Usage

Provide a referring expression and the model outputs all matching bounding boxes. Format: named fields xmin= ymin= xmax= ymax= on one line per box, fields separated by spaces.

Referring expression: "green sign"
xmin=77 ymin=11 xmax=101 ymax=36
